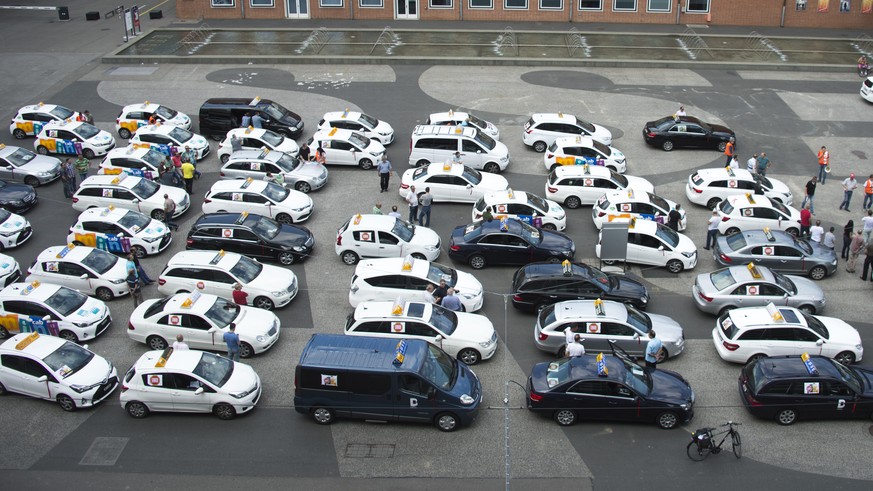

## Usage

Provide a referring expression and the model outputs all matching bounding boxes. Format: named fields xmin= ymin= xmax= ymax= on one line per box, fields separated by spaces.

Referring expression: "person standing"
xmin=418 ymin=187 xmax=433 ymax=227
xmin=182 ymin=145 xmax=200 ymax=180
xmin=422 ymin=284 xmax=436 ymax=304
xmin=377 ymin=155 xmax=392 ymax=193
xmin=810 ymin=220 xmax=824 ymax=243
xmin=704 ymin=210 xmax=720 ymax=250
xmin=729 ymin=155 xmax=740 ymax=170
xmin=863 ymin=174 xmax=873 ymax=211
xmin=240 ymin=112 xmax=252 ymax=128
xmin=173 ymin=334 xmax=189 ymax=351
xmin=388 ymin=205 xmax=402 ymax=219
xmin=232 ymin=283 xmax=248 ymax=306
xmin=372 ymin=202 xmax=383 ymax=215
xmin=163 ymin=194 xmax=178 ymax=231
xmin=723 ymin=137 xmax=735 ymax=167
xmin=315 ymin=146 xmax=326 ymax=165
xmin=674 ymin=106 xmax=687 ymax=119
xmin=406 ymin=185 xmax=419 ymax=222
xmin=667 ymin=204 xmax=681 ymax=231
xmin=180 ymin=159 xmax=195 ymax=195
xmin=863 ymin=210 xmax=873 ymax=244
xmin=644 ymin=330 xmax=662 ymax=374
xmin=747 ymin=153 xmax=758 ymax=173
xmin=823 ymin=227 xmax=836 ymax=250
xmin=839 ymin=173 xmax=858 ymax=211
xmin=251 ymin=113 xmax=264 ymax=129
xmin=862 ymin=240 xmax=873 ymax=281
xmin=441 ymin=288 xmax=463 ymax=311
xmin=432 ymin=278 xmax=448 ymax=305
xmin=223 ymin=323 xmax=241 ymax=361
xmin=756 ymin=152 xmax=770 ymax=177
xmin=82 ymin=110 xmax=94 ymax=125
xmin=230 ymin=134 xmax=242 ymax=153
xmin=842 ymin=220 xmax=854 ymax=260
xmin=60 ymin=158 xmax=76 ymax=198
xmin=74 ymin=153 xmax=90 ymax=182
xmin=298 ymin=145 xmax=311 ymax=162
xmin=799 ymin=204 xmax=812 ymax=237
xmin=817 ymin=146 xmax=829 ymax=184
xmin=129 ymin=252 xmax=153 ymax=285
xmin=566 ymin=334 xmax=586 ymax=357
xmin=848 ymin=230 xmax=865 ymax=273
xmin=127 ymin=266 xmax=143 ymax=308
xmin=800 ymin=176 xmax=817 ymax=214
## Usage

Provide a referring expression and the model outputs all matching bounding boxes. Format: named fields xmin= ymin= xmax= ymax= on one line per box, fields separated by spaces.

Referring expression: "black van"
xmin=198 ymin=98 xmax=304 ymax=141
xmin=293 ymin=334 xmax=482 ymax=432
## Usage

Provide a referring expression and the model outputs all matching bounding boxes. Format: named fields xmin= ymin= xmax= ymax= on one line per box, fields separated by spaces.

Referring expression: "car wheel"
xmin=358 ymin=158 xmax=373 ymax=170
xmin=213 ymin=403 xmax=237 ymax=420
xmin=253 ymin=296 xmax=275 ymax=310
xmin=57 ymin=394 xmax=77 ymax=412
xmin=211 ymin=134 xmax=223 ymax=142
xmin=312 ymin=407 xmax=334 ymax=425
xmin=341 ymin=251 xmax=359 ymax=265
xmin=601 ymin=259 xmax=617 ymax=265
xmin=469 ymin=254 xmax=486 ymax=270
xmin=36 ymin=146 xmax=49 ymax=155
xmin=564 ymin=196 xmax=581 ymax=209
xmin=655 ymin=347 xmax=668 ymax=363
xmin=118 ymin=128 xmax=132 ymax=139
xmin=415 ymin=159 xmax=430 ymax=168
xmin=435 ymin=412 xmax=459 ymax=432
xmin=59 ymin=330 xmax=79 ymax=342
xmin=661 ymin=141 xmax=674 ymax=152
xmin=0 ymin=381 xmax=7 ymax=395
xmin=95 ymin=287 xmax=114 ymax=302
xmin=457 ymin=348 xmax=481 ymax=365
xmin=797 ymin=304 xmax=816 ymax=315
xmin=295 ymin=181 xmax=312 ymax=194
xmin=553 ymin=409 xmax=577 ymax=426
xmin=12 ymin=128 xmax=26 ymax=139
xmin=706 ymin=198 xmax=722 ymax=210
xmin=666 ymin=259 xmax=684 ymax=274
xmin=776 ymin=408 xmax=797 ymax=425
xmin=130 ymin=245 xmax=147 ymax=259
xmin=278 ymin=251 xmax=295 ymax=265
xmin=0 ymin=326 xmax=9 ymax=340
xmin=82 ymin=149 xmax=95 ymax=159
xmin=656 ymin=411 xmax=679 ymax=429
xmin=808 ymin=265 xmax=827 ymax=281
xmin=176 ymin=290 xmax=190 ymax=295
xmin=275 ymin=213 xmax=293 ymax=225
xmin=725 ymin=227 xmax=740 ymax=236
xmin=239 ymin=342 xmax=254 ymax=359
xmin=533 ymin=141 xmax=547 ymax=153
xmin=786 ymin=228 xmax=799 ymax=237
xmin=219 ymin=154 xmax=230 ymax=164
xmin=717 ymin=141 xmax=728 ymax=152
xmin=541 ymin=223 xmax=557 ymax=231
xmin=126 ymin=401 xmax=150 ymax=418
xmin=24 ymin=176 xmax=40 ymax=187
xmin=147 ymin=335 xmax=168 ymax=351
xmin=747 ymin=353 xmax=768 ymax=364
xmin=483 ymin=162 xmax=500 ymax=174
xmin=835 ymin=351 xmax=856 ymax=365
xmin=151 ymin=209 xmax=166 ymax=222
xmin=719 ymin=306 xmax=736 ymax=317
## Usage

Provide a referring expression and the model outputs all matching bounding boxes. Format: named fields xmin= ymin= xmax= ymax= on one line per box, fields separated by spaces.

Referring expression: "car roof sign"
xmin=402 ymin=255 xmax=414 ymax=271
xmin=248 ymin=96 xmax=261 ymax=107
xmin=747 ymin=262 xmax=762 ymax=279
xmin=499 ymin=217 xmax=509 ymax=231
xmin=56 ymin=245 xmax=75 ymax=258
xmin=562 ymin=259 xmax=572 ymax=276
xmin=181 ymin=290 xmax=202 ymax=309
xmin=155 ymin=347 xmax=174 ymax=367
xmin=765 ymin=302 xmax=784 ymax=322
xmin=726 ymin=166 xmax=735 ymax=177
xmin=800 ymin=352 xmax=819 ymax=375
xmin=210 ymin=250 xmax=226 ymax=265
xmin=353 ymin=214 xmax=362 ymax=225
xmin=392 ymin=297 xmax=405 ymax=315
xmin=100 ymin=205 xmax=116 ymax=217
xmin=392 ymin=339 xmax=408 ymax=366
xmin=763 ymin=227 xmax=775 ymax=241
xmin=594 ymin=298 xmax=605 ymax=316
xmin=328 ymin=127 xmax=338 ymax=137
xmin=21 ymin=280 xmax=40 ymax=296
xmin=342 ymin=108 xmax=349 ymax=118
xmin=235 ymin=211 xmax=249 ymax=224
xmin=596 ymin=352 xmax=608 ymax=376
xmin=241 ymin=177 xmax=254 ymax=189
xmin=15 ymin=332 xmax=40 ymax=350
xmin=746 ymin=193 xmax=756 ymax=205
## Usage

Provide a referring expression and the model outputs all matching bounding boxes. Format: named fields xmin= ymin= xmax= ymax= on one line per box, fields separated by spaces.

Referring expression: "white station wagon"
xmin=335 ymin=214 xmax=441 ymax=265
xmin=545 ymin=165 xmax=654 ymax=209
xmin=202 ymin=178 xmax=313 ymax=224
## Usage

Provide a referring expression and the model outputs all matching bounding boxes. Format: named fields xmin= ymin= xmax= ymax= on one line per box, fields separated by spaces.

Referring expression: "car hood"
xmin=364 ymin=140 xmax=387 ymax=156
xmin=674 ymin=233 xmax=697 ymax=255
xmin=592 ymin=124 xmax=613 ymax=145
xmin=539 ymin=230 xmax=574 ymax=253
xmin=290 ymin=161 xmax=327 ymax=179
xmin=70 ymin=298 xmax=109 ymax=323
xmin=161 ymin=185 xmax=188 ymax=207
xmin=785 ymin=275 xmax=824 ymax=300
xmin=232 ymin=307 xmax=279 ymax=337
xmin=275 ymin=139 xmax=300 ymax=154
xmin=455 ymin=270 xmax=484 ymax=296
xmin=649 ymin=369 xmax=694 ymax=404
xmin=478 ymin=172 xmax=510 ymax=193
xmin=280 ymin=190 xmax=313 ymax=209
xmin=0 ymin=182 xmax=35 ymax=200
xmin=133 ymin=218 xmax=169 ymax=238
xmin=373 ymin=121 xmax=394 ymax=135
xmin=186 ymin=136 xmax=209 ymax=150
xmin=21 ymin=155 xmax=61 ymax=173
xmin=221 ymin=362 xmax=259 ymax=394
xmin=814 ymin=316 xmax=862 ymax=346
xmin=764 ymin=177 xmax=791 ymax=196
xmin=107 ymin=258 xmax=130 ymax=281
xmin=451 ymin=312 xmax=496 ymax=344
xmin=409 ymin=226 xmax=441 ymax=247
xmin=607 ymin=274 xmax=648 ymax=300
xmin=0 ymin=213 xmax=28 ymax=233
xmin=852 ymin=366 xmax=873 ymax=395
xmin=62 ymin=353 xmax=114 ymax=387
xmin=625 ymin=176 xmax=654 ymax=193
xmin=645 ymin=313 xmax=685 ymax=345
xmin=709 ymin=124 xmax=734 ymax=137
xmin=87 ymin=131 xmax=115 ymax=145
xmin=807 ymin=240 xmax=838 ymax=261
xmin=247 ymin=264 xmax=297 ymax=291
xmin=274 ymin=224 xmax=313 ymax=246
xmin=0 ymin=255 xmax=18 ymax=276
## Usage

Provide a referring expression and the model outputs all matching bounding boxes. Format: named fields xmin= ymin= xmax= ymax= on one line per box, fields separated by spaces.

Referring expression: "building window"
xmin=540 ymin=0 xmax=562 ymax=8
xmin=430 ymin=0 xmax=453 ymax=7
xmin=686 ymin=0 xmax=709 ymax=12
xmin=505 ymin=0 xmax=528 ymax=9
xmin=579 ymin=0 xmax=602 ymax=9
xmin=360 ymin=0 xmax=382 ymax=6
xmin=250 ymin=0 xmax=273 ymax=6
xmin=211 ymin=0 xmax=235 ymax=7
xmin=647 ymin=0 xmax=669 ymax=11
xmin=320 ymin=0 xmax=343 ymax=6
xmin=795 ymin=0 xmax=806 ymax=10
xmin=470 ymin=0 xmax=493 ymax=7
xmin=613 ymin=0 xmax=636 ymax=11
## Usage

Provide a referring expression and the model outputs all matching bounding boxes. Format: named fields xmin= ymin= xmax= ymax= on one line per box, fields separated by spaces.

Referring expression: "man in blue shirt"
xmin=644 ymin=330 xmax=662 ymax=374
xmin=377 ymin=155 xmax=392 ymax=193
xmin=251 ymin=113 xmax=264 ymax=129
xmin=223 ymin=323 xmax=241 ymax=361
xmin=441 ymin=288 xmax=463 ymax=311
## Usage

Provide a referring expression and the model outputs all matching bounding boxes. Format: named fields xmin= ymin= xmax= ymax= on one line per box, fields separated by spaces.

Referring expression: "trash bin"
xmin=57 ymin=6 xmax=70 ymax=21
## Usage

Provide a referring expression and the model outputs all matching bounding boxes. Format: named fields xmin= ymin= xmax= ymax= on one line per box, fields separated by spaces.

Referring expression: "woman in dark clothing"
xmin=842 ymin=219 xmax=854 ymax=260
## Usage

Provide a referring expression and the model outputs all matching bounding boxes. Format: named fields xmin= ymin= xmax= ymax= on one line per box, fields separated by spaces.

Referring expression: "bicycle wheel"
xmin=687 ymin=440 xmax=711 ymax=461
xmin=731 ymin=431 xmax=742 ymax=459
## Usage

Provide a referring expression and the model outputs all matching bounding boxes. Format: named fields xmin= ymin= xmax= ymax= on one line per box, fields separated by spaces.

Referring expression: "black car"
xmin=186 ymin=212 xmax=314 ymax=265
xmin=0 ymin=179 xmax=38 ymax=213
xmin=511 ymin=261 xmax=649 ymax=312
xmin=527 ymin=347 xmax=695 ymax=429
xmin=739 ymin=355 xmax=873 ymax=426
xmin=198 ymin=98 xmax=304 ymax=141
xmin=642 ymin=116 xmax=735 ymax=152
xmin=448 ymin=218 xmax=574 ymax=270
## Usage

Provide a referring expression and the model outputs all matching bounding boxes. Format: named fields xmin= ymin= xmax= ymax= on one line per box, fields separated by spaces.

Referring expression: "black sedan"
xmin=527 ymin=350 xmax=695 ymax=429
xmin=643 ymin=116 xmax=735 ymax=152
xmin=186 ymin=212 xmax=314 ymax=265
xmin=448 ymin=218 xmax=574 ymax=270
xmin=0 ymin=179 xmax=37 ymax=213
xmin=511 ymin=261 xmax=649 ymax=312
xmin=739 ymin=355 xmax=873 ymax=426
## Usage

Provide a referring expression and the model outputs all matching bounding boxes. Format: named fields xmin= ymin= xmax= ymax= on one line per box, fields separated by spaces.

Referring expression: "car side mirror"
xmin=79 ymin=274 xmax=88 ymax=280
xmin=435 ymin=335 xmax=444 ymax=343
xmin=633 ymin=334 xmax=640 ymax=340
xmin=658 ymin=246 xmax=664 ymax=251
xmin=816 ymin=339 xmax=824 ymax=346
xmin=194 ymin=387 xmax=205 ymax=396
xmin=476 ymin=150 xmax=482 ymax=154
xmin=82 ymin=344 xmax=89 ymax=350
xmin=37 ymin=375 xmax=48 ymax=383
xmin=43 ymin=315 xmax=51 ymax=321
xmin=132 ymin=199 xmax=140 ymax=204
xmin=208 ymin=327 xmax=218 ymax=334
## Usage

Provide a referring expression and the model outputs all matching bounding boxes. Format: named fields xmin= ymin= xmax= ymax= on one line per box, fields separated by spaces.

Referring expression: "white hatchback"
xmin=72 ymin=175 xmax=190 ymax=222
xmin=335 ymin=214 xmax=441 ymax=265
xmin=318 ymin=110 xmax=395 ymax=145
xmin=523 ymin=112 xmax=612 ymax=151
xmin=592 ymin=189 xmax=686 ymax=231
xmin=716 ymin=194 xmax=802 ymax=236
xmin=543 ymin=136 xmax=627 ymax=173
xmin=0 ymin=281 xmax=112 ymax=342
xmin=10 ymin=103 xmax=79 ymax=139
xmin=685 ymin=167 xmax=793 ymax=209
xmin=68 ymin=207 xmax=172 ymax=258
xmin=399 ymin=162 xmax=509 ymax=204
xmin=305 ymin=128 xmax=386 ymax=170
xmin=34 ymin=121 xmax=116 ymax=159
xmin=595 ymin=219 xmax=698 ymax=274
xmin=217 ymin=127 xmax=300 ymax=164
xmin=130 ymin=124 xmax=210 ymax=161
xmin=472 ymin=190 xmax=567 ymax=231
xmin=116 ymin=102 xmax=192 ymax=139
xmin=0 ymin=208 xmax=32 ymax=250
xmin=202 ymin=178 xmax=313 ymax=224
xmin=545 ymin=165 xmax=654 ymax=209
xmin=26 ymin=245 xmax=129 ymax=301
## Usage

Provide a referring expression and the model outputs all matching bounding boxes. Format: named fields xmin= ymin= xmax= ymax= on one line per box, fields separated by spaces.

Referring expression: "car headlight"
xmin=9 ymin=200 xmax=23 ymax=206
xmin=0 ymin=230 xmax=17 ymax=237
xmin=641 ymin=295 xmax=648 ymax=304
xmin=230 ymin=386 xmax=257 ymax=399
xmin=292 ymin=206 xmax=308 ymax=212
xmin=832 ymin=259 xmax=838 ymax=265
xmin=71 ymin=382 xmax=100 ymax=393
xmin=73 ymin=321 xmax=91 ymax=328
xmin=682 ymin=251 xmax=695 ymax=258
xmin=292 ymin=245 xmax=306 ymax=252
xmin=856 ymin=344 xmax=863 ymax=351
xmin=39 ymin=171 xmax=52 ymax=177
xmin=142 ymin=236 xmax=160 ymax=243
xmin=110 ymin=278 xmax=125 ymax=284
xmin=271 ymin=291 xmax=285 ymax=296
xmin=460 ymin=394 xmax=474 ymax=405
xmin=478 ymin=340 xmax=493 ymax=348
xmin=680 ymin=403 xmax=689 ymax=410
xmin=256 ymin=335 xmax=267 ymax=343
xmin=424 ymin=244 xmax=438 ymax=251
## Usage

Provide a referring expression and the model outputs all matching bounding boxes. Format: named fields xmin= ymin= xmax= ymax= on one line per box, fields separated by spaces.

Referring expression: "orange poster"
xmin=863 ymin=0 xmax=872 ymax=13
xmin=818 ymin=0 xmax=829 ymax=11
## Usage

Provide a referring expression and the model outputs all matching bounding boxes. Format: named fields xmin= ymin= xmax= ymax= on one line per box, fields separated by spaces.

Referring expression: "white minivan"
xmin=408 ymin=125 xmax=509 ymax=174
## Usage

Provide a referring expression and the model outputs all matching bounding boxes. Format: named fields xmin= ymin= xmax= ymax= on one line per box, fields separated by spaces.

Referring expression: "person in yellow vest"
xmin=180 ymin=160 xmax=195 ymax=195
xmin=863 ymin=174 xmax=873 ymax=211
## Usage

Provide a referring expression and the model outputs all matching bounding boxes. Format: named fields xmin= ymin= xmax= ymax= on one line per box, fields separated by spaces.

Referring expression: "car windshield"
xmin=358 ymin=113 xmax=378 ymax=128
xmin=0 ymin=209 xmax=10 ymax=222
xmin=348 ymin=132 xmax=371 ymax=149
xmin=625 ymin=304 xmax=650 ymax=333
xmin=263 ymin=103 xmax=287 ymax=121
xmin=772 ymin=271 xmax=796 ymax=294
xmin=81 ymin=249 xmax=118 ymax=275
xmin=50 ymin=106 xmax=75 ymax=119
xmin=473 ymin=131 xmax=496 ymax=151
xmin=391 ymin=219 xmax=415 ymax=242
xmin=836 ymin=363 xmax=863 ymax=394
xmin=420 ymin=343 xmax=457 ymax=390
xmin=46 ymin=287 xmax=89 ymax=317
xmin=5 ymin=148 xmax=36 ymax=166
xmin=275 ymin=154 xmax=299 ymax=173
xmin=793 ymin=237 xmax=813 ymax=255
xmin=429 ymin=304 xmax=458 ymax=336
xmin=753 ymin=174 xmax=772 ymax=190
xmin=168 ymin=127 xmax=193 ymax=143
xmin=726 ymin=233 xmax=747 ymax=251
xmin=74 ymin=124 xmax=100 ymax=139
xmin=118 ymin=210 xmax=152 ymax=232
xmin=801 ymin=312 xmax=830 ymax=339
xmin=260 ymin=130 xmax=284 ymax=147
xmin=575 ymin=117 xmax=596 ymax=133
xmin=583 ymin=265 xmax=611 ymax=287
xmin=130 ymin=178 xmax=159 ymax=199
xmin=610 ymin=170 xmax=628 ymax=188
xmin=526 ymin=193 xmax=548 ymax=212
xmin=592 ymin=140 xmax=611 ymax=156
xmin=772 ymin=200 xmax=790 ymax=215
xmin=229 ymin=254 xmax=264 ymax=283
xmin=621 ymin=357 xmax=651 ymax=394
xmin=647 ymin=193 xmax=670 ymax=213
xmin=42 ymin=341 xmax=94 ymax=377
xmin=654 ymin=224 xmax=680 ymax=248
xmin=426 ymin=262 xmax=457 ymax=286
xmin=204 ymin=296 xmax=240 ymax=328
xmin=461 ymin=166 xmax=482 ymax=185
xmin=141 ymin=148 xmax=166 ymax=168
xmin=154 ymin=106 xmax=178 ymax=120
xmin=192 ymin=351 xmax=234 ymax=387
xmin=467 ymin=114 xmax=488 ymax=129
xmin=519 ymin=220 xmax=543 ymax=245
xmin=710 ymin=268 xmax=737 ymax=291
xmin=250 ymin=215 xmax=280 ymax=239
xmin=262 ymin=181 xmax=289 ymax=202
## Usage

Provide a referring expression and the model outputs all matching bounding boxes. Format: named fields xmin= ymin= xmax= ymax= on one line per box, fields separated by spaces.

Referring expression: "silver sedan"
xmin=692 ymin=264 xmax=825 ymax=316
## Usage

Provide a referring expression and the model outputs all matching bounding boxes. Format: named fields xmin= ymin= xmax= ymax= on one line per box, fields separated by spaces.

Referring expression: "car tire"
xmin=666 ymin=259 xmax=684 ymax=274
xmin=357 ymin=158 xmax=373 ymax=171
xmin=176 ymin=290 xmax=190 ymax=295
xmin=278 ymin=251 xmax=295 ymax=265
xmin=706 ymin=198 xmax=722 ymax=210
xmin=59 ymin=330 xmax=79 ymax=342
xmin=253 ymin=296 xmax=275 ymax=310
xmin=12 ymin=128 xmax=26 ymax=139
xmin=213 ymin=403 xmax=236 ymax=420
xmin=219 ymin=154 xmax=230 ymax=164
xmin=564 ymin=196 xmax=581 ymax=209
xmin=275 ymin=213 xmax=293 ymax=225
xmin=239 ymin=342 xmax=254 ymax=359
xmin=36 ymin=146 xmax=49 ymax=155
xmin=126 ymin=401 xmax=150 ymax=418
xmin=786 ymin=228 xmax=799 ymax=237
xmin=341 ymin=251 xmax=359 ymax=265
xmin=0 ymin=381 xmax=7 ymax=395
xmin=24 ymin=176 xmax=40 ymax=187
xmin=57 ymin=394 xmax=77 ymax=412
xmin=0 ymin=326 xmax=9 ymax=340
xmin=656 ymin=411 xmax=679 ymax=429
xmin=808 ymin=265 xmax=827 ymax=281
xmin=411 ymin=253 xmax=427 ymax=260
xmin=717 ymin=141 xmax=728 ymax=152
xmin=457 ymin=348 xmax=481 ymax=365
xmin=797 ymin=304 xmax=816 ymax=315
xmin=601 ymin=259 xmax=617 ymax=266
xmin=435 ymin=412 xmax=459 ymax=432
xmin=211 ymin=134 xmax=223 ymax=142
xmin=553 ymin=409 xmax=577 ymax=426
xmin=719 ymin=306 xmax=736 ymax=317
xmin=661 ymin=141 xmax=674 ymax=152
xmin=483 ymin=162 xmax=500 ymax=174
xmin=95 ymin=287 xmax=114 ymax=302
xmin=725 ymin=227 xmax=740 ymax=236
xmin=469 ymin=254 xmax=486 ymax=270
xmin=147 ymin=335 xmax=168 ymax=351
xmin=295 ymin=181 xmax=312 ymax=194
xmin=131 ymin=245 xmax=147 ymax=259
xmin=747 ymin=353 xmax=768 ymax=364
xmin=312 ymin=407 xmax=334 ymax=425
xmin=655 ymin=347 xmax=668 ymax=363
xmin=776 ymin=408 xmax=797 ymax=426
xmin=82 ymin=149 xmax=95 ymax=159
xmin=533 ymin=141 xmax=548 ymax=153
xmin=118 ymin=128 xmax=132 ymax=139
xmin=835 ymin=351 xmax=856 ymax=365
xmin=541 ymin=223 xmax=557 ymax=231
xmin=151 ymin=209 xmax=166 ymax=222
xmin=415 ymin=159 xmax=430 ymax=168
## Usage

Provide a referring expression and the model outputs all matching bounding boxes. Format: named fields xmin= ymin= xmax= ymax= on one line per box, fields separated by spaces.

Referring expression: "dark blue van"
xmin=293 ymin=334 xmax=482 ymax=432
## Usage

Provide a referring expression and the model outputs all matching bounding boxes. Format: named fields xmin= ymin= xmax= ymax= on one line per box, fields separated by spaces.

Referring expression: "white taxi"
xmin=202 ymin=178 xmax=313 ymax=224
xmin=426 ymin=110 xmax=500 ymax=140
xmin=98 ymin=145 xmax=170 ymax=180
xmin=72 ymin=175 xmax=190 ymax=222
xmin=116 ymin=101 xmax=192 ymax=139
xmin=157 ymin=250 xmax=298 ymax=311
xmin=685 ymin=167 xmax=793 ymax=209
xmin=346 ymin=300 xmax=498 ymax=365
xmin=129 ymin=123 xmax=210 ymax=161
xmin=861 ymin=76 xmax=873 ymax=103
xmin=0 ymin=281 xmax=112 ymax=342
xmin=0 ymin=332 xmax=118 ymax=411
xmin=120 ymin=348 xmax=261 ymax=420
xmin=305 ymin=128 xmax=386 ymax=170
xmin=592 ymin=189 xmax=686 ymax=231
xmin=596 ymin=218 xmax=698 ymax=274
xmin=543 ymin=136 xmax=627 ymax=173
xmin=336 ymin=214 xmax=441 ymax=265
xmin=68 ymin=207 xmax=172 ymax=258
xmin=545 ymin=165 xmax=654 ymax=209
xmin=0 ymin=253 xmax=22 ymax=287
xmin=716 ymin=194 xmax=802 ymax=236
xmin=318 ymin=110 xmax=395 ymax=145
xmin=0 ymin=208 xmax=32 ymax=250
xmin=9 ymin=103 xmax=79 ymax=139
xmin=472 ymin=189 xmax=567 ymax=231
xmin=398 ymin=162 xmax=509 ymax=204
xmin=523 ymin=112 xmax=612 ymax=151
xmin=349 ymin=256 xmax=484 ymax=312
xmin=34 ymin=121 xmax=116 ymax=159
xmin=217 ymin=127 xmax=300 ymax=164
xmin=129 ymin=291 xmax=281 ymax=358
xmin=26 ymin=245 xmax=129 ymax=301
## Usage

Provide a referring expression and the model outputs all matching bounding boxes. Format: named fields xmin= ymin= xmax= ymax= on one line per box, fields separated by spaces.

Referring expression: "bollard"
xmin=57 ymin=6 xmax=70 ymax=21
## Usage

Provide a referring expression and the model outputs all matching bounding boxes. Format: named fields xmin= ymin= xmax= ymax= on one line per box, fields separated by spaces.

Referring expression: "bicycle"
xmin=686 ymin=421 xmax=742 ymax=461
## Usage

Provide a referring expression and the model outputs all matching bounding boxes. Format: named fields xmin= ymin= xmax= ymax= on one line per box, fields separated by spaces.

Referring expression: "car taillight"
xmin=546 ymin=153 xmax=553 ymax=159
xmin=128 ymin=322 xmax=134 ymax=330
xmin=400 ymin=183 xmax=409 ymax=189
xmin=203 ymin=198 xmax=211 ymax=204
xmin=450 ymin=245 xmax=460 ymax=252
xmin=186 ymin=239 xmax=193 ymax=245
xmin=597 ymin=211 xmax=606 ymax=217
xmin=691 ymin=187 xmax=702 ymax=193
xmin=512 ymin=294 xmax=523 ymax=301
xmin=721 ymin=217 xmax=730 ymax=221
xmin=546 ymin=186 xmax=557 ymax=193
xmin=336 ymin=234 xmax=342 ymax=246
xmin=219 ymin=171 xmax=225 ymax=177
xmin=529 ymin=391 xmax=543 ymax=402
xmin=722 ymin=341 xmax=739 ymax=351
xmin=158 ymin=278 xmax=166 ymax=285
xmin=72 ymin=197 xmax=78 ymax=203
xmin=646 ymin=131 xmax=656 ymax=138
xmin=115 ymin=119 xmax=120 ymax=124
xmin=697 ymin=290 xmax=713 ymax=302
xmin=538 ymin=331 xmax=548 ymax=341
xmin=68 ymin=227 xmax=74 ymax=233
xmin=719 ymin=253 xmax=732 ymax=263
xmin=121 ymin=384 xmax=128 ymax=393
xmin=525 ymin=129 xmax=533 ymax=134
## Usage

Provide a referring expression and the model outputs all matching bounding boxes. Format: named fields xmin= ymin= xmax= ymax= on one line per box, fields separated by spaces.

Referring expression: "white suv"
xmin=685 ymin=168 xmax=793 ymax=209
xmin=68 ymin=207 xmax=173 ymax=258
xmin=426 ymin=110 xmax=500 ymax=140
xmin=202 ymin=178 xmax=313 ymax=224
xmin=545 ymin=165 xmax=653 ymax=209
xmin=523 ymin=113 xmax=612 ymax=152
xmin=472 ymin=190 xmax=567 ymax=231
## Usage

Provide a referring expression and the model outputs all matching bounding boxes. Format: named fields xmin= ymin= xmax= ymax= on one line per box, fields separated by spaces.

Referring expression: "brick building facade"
xmin=178 ymin=0 xmax=873 ymax=28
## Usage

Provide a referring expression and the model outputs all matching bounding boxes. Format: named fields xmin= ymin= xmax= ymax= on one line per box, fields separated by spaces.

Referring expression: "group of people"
xmin=562 ymin=322 xmax=662 ymax=373
xmin=59 ymin=154 xmax=92 ymax=198
xmin=421 ymin=278 xmax=463 ymax=311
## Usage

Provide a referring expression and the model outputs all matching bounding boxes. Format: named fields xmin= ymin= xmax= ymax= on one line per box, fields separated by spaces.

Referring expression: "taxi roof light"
xmin=353 ymin=214 xmax=362 ymax=225
xmin=402 ymin=255 xmax=414 ymax=271
xmin=561 ymin=259 xmax=572 ymax=276
xmin=443 ymin=161 xmax=453 ymax=171
xmin=241 ymin=177 xmax=254 ymax=189
xmin=235 ymin=211 xmax=249 ymax=224
xmin=180 ymin=290 xmax=202 ymax=309
xmin=747 ymin=262 xmax=762 ymax=279
xmin=0 ymin=144 xmax=5 ymax=150
xmin=763 ymin=227 xmax=775 ymax=241
xmin=248 ymin=96 xmax=261 ymax=106
xmin=596 ymin=352 xmax=608 ymax=376
xmin=499 ymin=217 xmax=509 ymax=231
xmin=56 ymin=245 xmax=75 ymax=258
xmin=392 ymin=339 xmax=408 ymax=366
xmin=800 ymin=352 xmax=819 ymax=375
xmin=21 ymin=280 xmax=41 ymax=296
xmin=726 ymin=166 xmax=735 ymax=177
xmin=342 ymin=108 xmax=349 ymax=118
xmin=155 ymin=347 xmax=174 ymax=367
xmin=628 ymin=217 xmax=636 ymax=229
xmin=327 ymin=127 xmax=338 ymax=137
xmin=245 ymin=126 xmax=254 ymax=134
xmin=391 ymin=297 xmax=405 ymax=315
xmin=15 ymin=332 xmax=40 ymax=350
xmin=627 ymin=189 xmax=635 ymax=199
xmin=582 ymin=164 xmax=590 ymax=175
xmin=745 ymin=193 xmax=756 ymax=205
xmin=557 ymin=111 xmax=564 ymax=118
xmin=507 ymin=188 xmax=514 ymax=199
xmin=594 ymin=298 xmax=605 ymax=316
xmin=142 ymin=101 xmax=150 ymax=107
xmin=765 ymin=302 xmax=784 ymax=322
xmin=447 ymin=109 xmax=454 ymax=117
xmin=209 ymin=250 xmax=226 ymax=265
xmin=454 ymin=126 xmax=463 ymax=134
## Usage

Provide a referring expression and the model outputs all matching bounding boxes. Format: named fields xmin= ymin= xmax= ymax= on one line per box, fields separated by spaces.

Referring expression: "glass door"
xmin=286 ymin=0 xmax=309 ymax=19
xmin=396 ymin=0 xmax=418 ymax=19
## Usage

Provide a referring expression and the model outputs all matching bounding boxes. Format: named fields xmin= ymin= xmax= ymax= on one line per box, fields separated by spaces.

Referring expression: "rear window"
xmin=725 ymin=233 xmax=747 ymax=251
xmin=474 ymin=197 xmax=486 ymax=212
xmin=719 ymin=200 xmax=734 ymax=215
xmin=865 ymin=79 xmax=873 ymax=89
xmin=691 ymin=173 xmax=703 ymax=185
xmin=709 ymin=268 xmax=736 ymax=291
xmin=538 ymin=304 xmax=557 ymax=327
xmin=547 ymin=142 xmax=559 ymax=153
xmin=718 ymin=312 xmax=739 ymax=339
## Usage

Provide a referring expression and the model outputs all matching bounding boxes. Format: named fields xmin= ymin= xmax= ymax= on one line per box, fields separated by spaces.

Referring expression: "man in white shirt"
xmin=809 ymin=220 xmax=824 ymax=243
xmin=173 ymin=334 xmax=189 ymax=351
xmin=862 ymin=210 xmax=873 ymax=244
xmin=730 ymin=156 xmax=740 ymax=170
xmin=566 ymin=334 xmax=586 ymax=357
xmin=823 ymin=227 xmax=836 ymax=249
xmin=704 ymin=211 xmax=720 ymax=250
xmin=406 ymin=185 xmax=418 ymax=222
xmin=747 ymin=154 xmax=758 ymax=173
xmin=839 ymin=173 xmax=859 ymax=212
